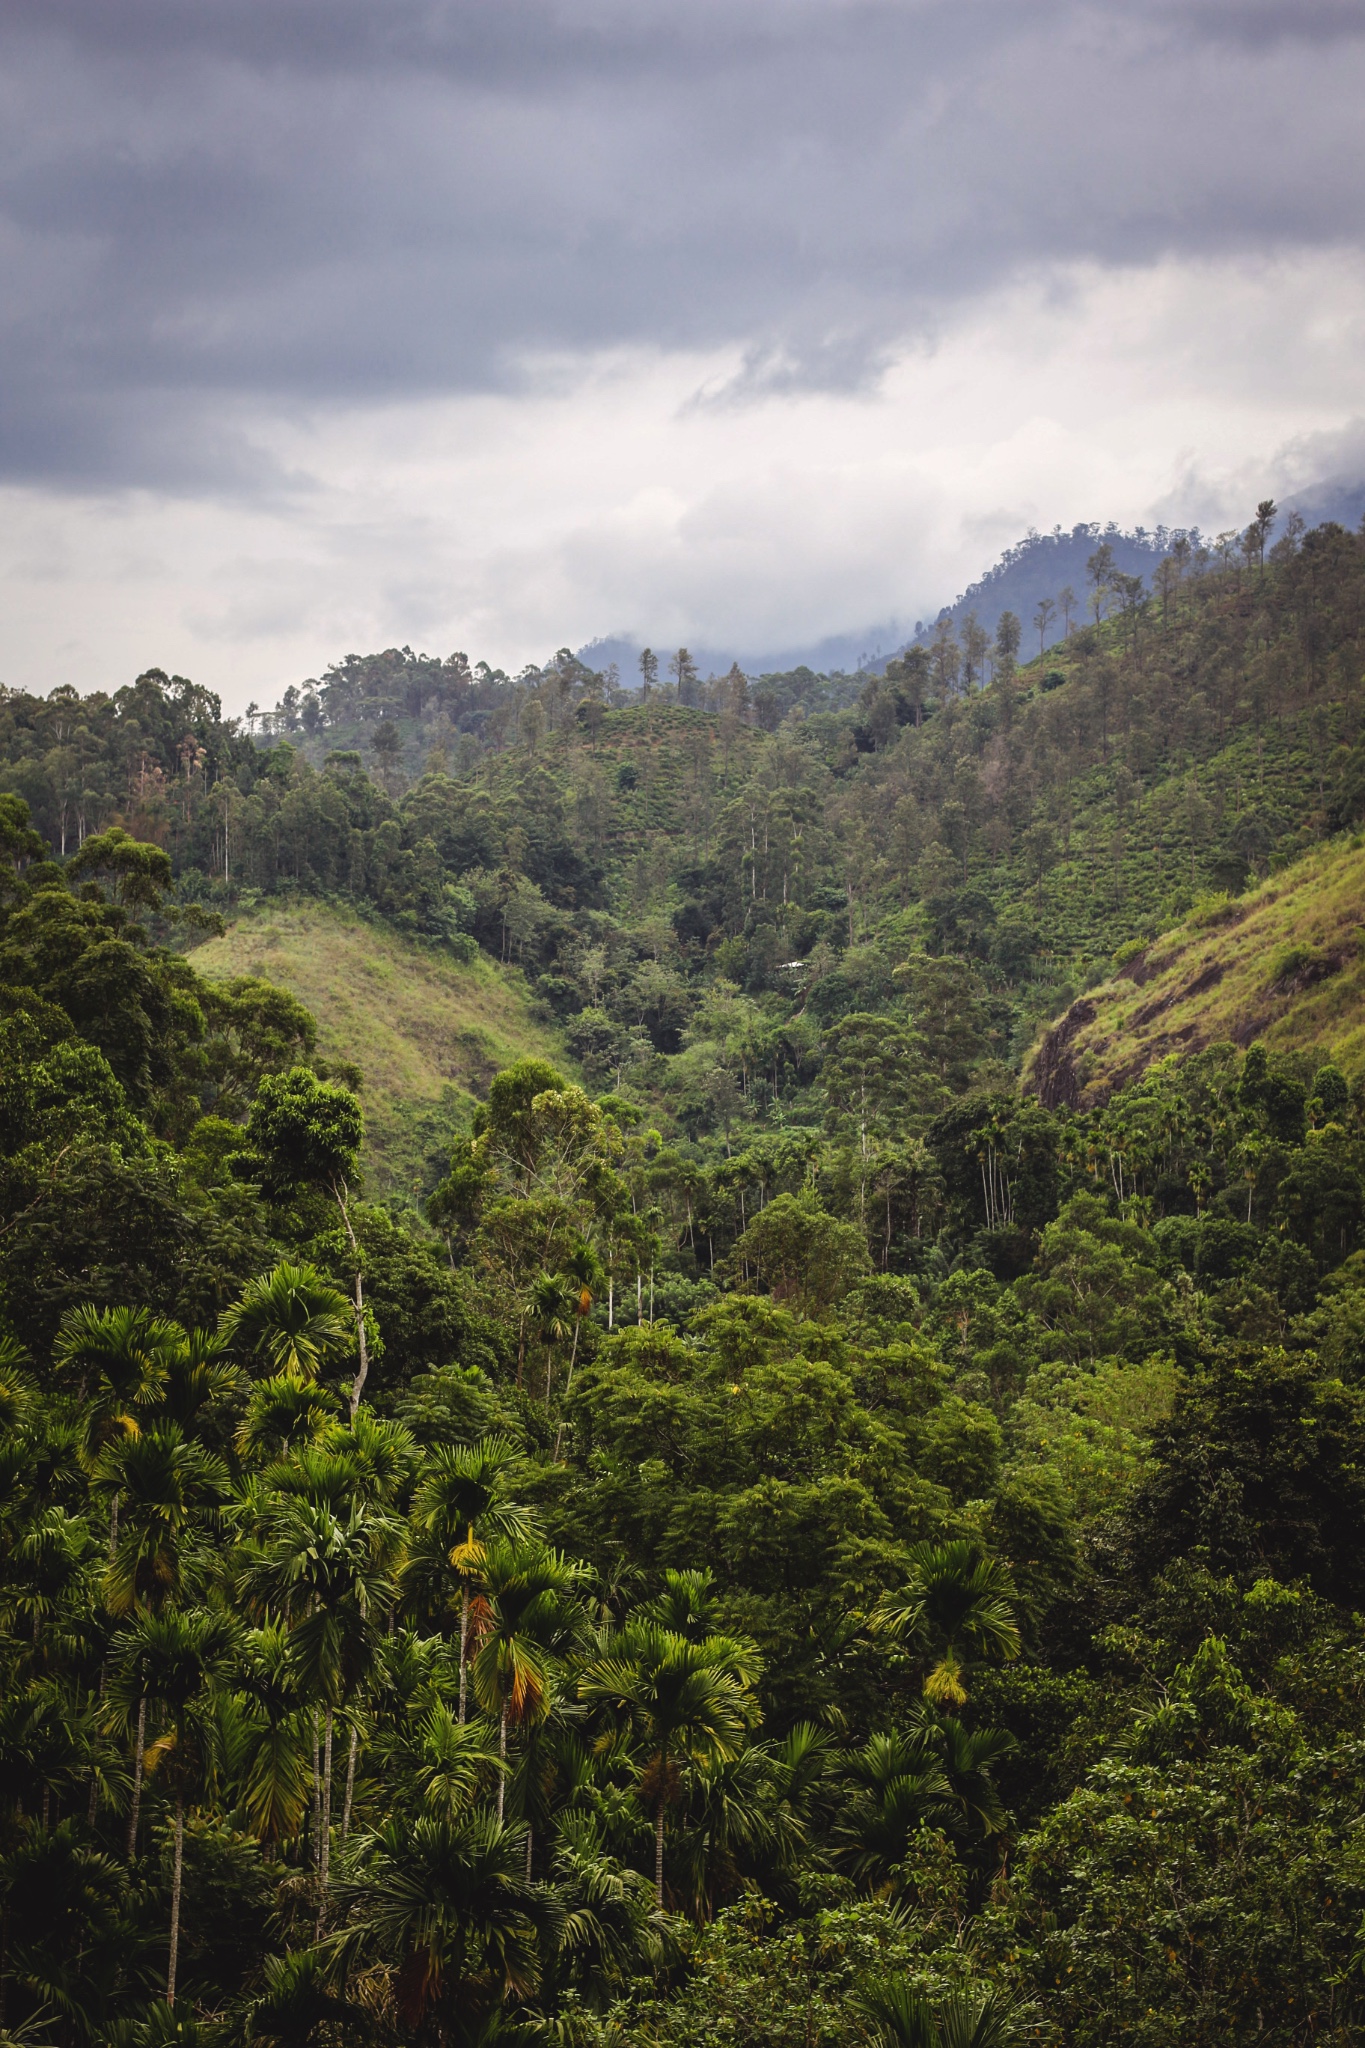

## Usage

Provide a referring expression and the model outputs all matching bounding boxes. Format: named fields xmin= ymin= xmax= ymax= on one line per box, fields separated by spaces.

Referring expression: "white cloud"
xmin=1 ymin=246 xmax=1362 ymax=706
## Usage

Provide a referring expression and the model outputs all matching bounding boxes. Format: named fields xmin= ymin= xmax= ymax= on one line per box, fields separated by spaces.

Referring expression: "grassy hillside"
xmin=1027 ymin=835 xmax=1365 ymax=1108
xmin=190 ymin=902 xmax=567 ymax=1195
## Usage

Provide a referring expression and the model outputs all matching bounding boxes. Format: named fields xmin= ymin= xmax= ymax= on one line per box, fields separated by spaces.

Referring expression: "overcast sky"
xmin=1 ymin=0 xmax=1364 ymax=705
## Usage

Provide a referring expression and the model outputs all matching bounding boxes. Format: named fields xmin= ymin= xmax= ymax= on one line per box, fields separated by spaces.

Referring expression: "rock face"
xmin=1029 ymin=998 xmax=1096 ymax=1110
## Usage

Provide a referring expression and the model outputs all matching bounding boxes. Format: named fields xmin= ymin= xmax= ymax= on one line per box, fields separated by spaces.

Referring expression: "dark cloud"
xmin=2 ymin=0 xmax=1363 ymax=487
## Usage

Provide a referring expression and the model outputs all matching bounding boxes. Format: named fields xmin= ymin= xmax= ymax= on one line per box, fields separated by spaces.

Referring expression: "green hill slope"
xmin=190 ymin=902 xmax=566 ymax=1195
xmin=1027 ymin=837 xmax=1365 ymax=1108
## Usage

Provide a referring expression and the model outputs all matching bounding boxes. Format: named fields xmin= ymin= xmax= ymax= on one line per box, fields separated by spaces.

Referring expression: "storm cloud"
xmin=3 ymin=0 xmax=1364 ymax=486
xmin=1 ymin=1 xmax=1363 ymax=697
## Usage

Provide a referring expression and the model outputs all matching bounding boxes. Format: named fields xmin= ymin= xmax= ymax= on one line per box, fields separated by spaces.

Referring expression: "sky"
xmin=1 ymin=0 xmax=1364 ymax=709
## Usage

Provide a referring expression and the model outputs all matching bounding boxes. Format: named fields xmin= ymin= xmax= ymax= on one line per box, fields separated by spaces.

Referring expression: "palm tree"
xmin=4 ymin=1506 xmax=94 ymax=1662
xmin=545 ymin=1812 xmax=658 ymax=2012
xmin=530 ymin=1272 xmax=575 ymax=1412
xmin=858 ymin=1979 xmax=1023 ymax=2048
xmin=579 ymin=1620 xmax=759 ymax=1906
xmin=91 ymin=1428 xmax=225 ymax=1859
xmin=235 ymin=1491 xmax=400 ymax=1903
xmin=237 ymin=1374 xmax=342 ymax=1464
xmin=322 ymin=1408 xmax=418 ymax=1508
xmin=95 ymin=1425 xmax=227 ymax=1619
xmin=642 ymin=1567 xmax=722 ymax=1641
xmin=244 ymin=1948 xmax=365 ymax=2046
xmin=0 ymin=1333 xmax=33 ymax=1432
xmin=875 ymin=1541 xmax=1021 ymax=1706
xmin=411 ymin=1701 xmax=502 ymax=1821
xmin=110 ymin=1608 xmax=234 ymax=2005
xmin=471 ymin=1541 xmax=586 ymax=1824
xmin=915 ymin=1708 xmax=1014 ymax=1837
xmin=52 ymin=1304 xmax=177 ymax=1548
xmin=404 ymin=1437 xmax=532 ymax=1723
xmin=835 ymin=1729 xmax=951 ymax=1889
xmin=218 ymin=1263 xmax=352 ymax=1380
xmin=234 ymin=1621 xmax=313 ymax=1850
xmin=156 ymin=1325 xmax=242 ymax=1439
xmin=337 ymin=1809 xmax=544 ymax=2042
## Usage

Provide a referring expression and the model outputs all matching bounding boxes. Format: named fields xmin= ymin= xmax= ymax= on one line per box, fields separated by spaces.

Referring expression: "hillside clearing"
xmin=1027 ymin=837 xmax=1365 ymax=1108
xmin=190 ymin=901 xmax=567 ymax=1195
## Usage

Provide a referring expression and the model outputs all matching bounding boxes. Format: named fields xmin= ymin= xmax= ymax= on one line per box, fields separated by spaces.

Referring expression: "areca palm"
xmin=0 ymin=1822 xmax=128 ymax=2042
xmin=52 ymin=1305 xmax=177 ymax=1549
xmin=234 ymin=1621 xmax=313 ymax=1849
xmin=404 ymin=1437 xmax=532 ymax=1723
xmin=218 ymin=1264 xmax=352 ymax=1380
xmin=244 ymin=1949 xmax=365 ymax=2046
xmin=875 ymin=1541 xmax=1021 ymax=1706
xmin=0 ymin=1333 xmax=33 ymax=1432
xmin=579 ymin=1620 xmax=760 ymax=1906
xmin=156 ymin=1325 xmax=241 ymax=1439
xmin=237 ymin=1374 xmax=342 ymax=1464
xmin=410 ymin=1701 xmax=502 ymax=1821
xmin=552 ymin=1240 xmax=603 ymax=1459
xmin=530 ymin=1272 xmax=575 ymax=1412
xmin=109 ymin=1607 xmax=234 ymax=2006
xmin=547 ymin=1812 xmax=658 ymax=2010
xmin=318 ymin=1408 xmax=418 ymax=1507
xmin=471 ymin=1541 xmax=586 ymax=1824
xmin=337 ymin=1809 xmax=544 ymax=2044
xmin=835 ymin=1729 xmax=952 ymax=1888
xmin=642 ymin=1567 xmax=722 ymax=1641
xmin=914 ymin=1708 xmax=1014 ymax=1836
xmin=858 ymin=1980 xmax=1023 ymax=2048
xmin=4 ymin=1507 xmax=95 ymax=1661
xmin=236 ymin=1490 xmax=399 ymax=1898
xmin=669 ymin=1735 xmax=808 ymax=1920
xmin=95 ymin=1425 xmax=227 ymax=1619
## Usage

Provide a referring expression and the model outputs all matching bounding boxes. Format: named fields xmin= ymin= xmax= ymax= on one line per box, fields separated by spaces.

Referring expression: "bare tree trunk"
xmin=348 ymin=1269 xmax=369 ymax=1418
xmin=342 ymin=1723 xmax=358 ymax=1844
xmin=655 ymin=1795 xmax=666 ymax=1908
xmin=497 ymin=1708 xmax=507 ymax=1823
xmin=167 ymin=1796 xmax=185 ymax=2006
xmin=311 ymin=1712 xmax=321 ymax=1864
xmin=320 ymin=1707 xmax=334 ymax=1891
xmin=335 ymin=1181 xmax=369 ymax=1418
xmin=127 ymin=1698 xmax=146 ymax=1859
xmin=458 ymin=1585 xmax=470 ymax=1724
xmin=553 ymin=1321 xmax=582 ymax=1460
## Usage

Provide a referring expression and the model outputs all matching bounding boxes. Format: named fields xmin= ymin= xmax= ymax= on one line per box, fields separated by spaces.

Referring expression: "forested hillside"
xmin=3 ymin=508 xmax=1365 ymax=2044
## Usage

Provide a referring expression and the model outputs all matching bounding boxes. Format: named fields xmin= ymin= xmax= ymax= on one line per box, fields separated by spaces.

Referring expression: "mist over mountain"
xmin=581 ymin=478 xmax=1365 ymax=687
xmin=573 ymin=522 xmax=1163 ymax=687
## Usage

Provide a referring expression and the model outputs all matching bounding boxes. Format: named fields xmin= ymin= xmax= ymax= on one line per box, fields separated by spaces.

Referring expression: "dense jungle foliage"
xmin=3 ymin=508 xmax=1365 ymax=2044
